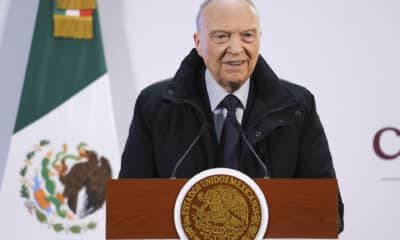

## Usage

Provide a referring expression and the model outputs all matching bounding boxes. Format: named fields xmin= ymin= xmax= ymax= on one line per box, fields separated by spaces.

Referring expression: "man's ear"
xmin=193 ymin=32 xmax=202 ymax=57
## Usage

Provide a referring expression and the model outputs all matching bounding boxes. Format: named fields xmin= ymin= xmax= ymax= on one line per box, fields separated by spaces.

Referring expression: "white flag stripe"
xmin=0 ymin=74 xmax=120 ymax=239
xmin=65 ymin=10 xmax=80 ymax=17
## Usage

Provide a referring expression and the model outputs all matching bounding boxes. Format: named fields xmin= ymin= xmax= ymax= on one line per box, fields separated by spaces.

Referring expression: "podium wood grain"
xmin=106 ymin=179 xmax=338 ymax=239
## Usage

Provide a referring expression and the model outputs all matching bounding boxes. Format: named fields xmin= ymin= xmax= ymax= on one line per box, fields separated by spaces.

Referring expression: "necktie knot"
xmin=219 ymin=94 xmax=242 ymax=112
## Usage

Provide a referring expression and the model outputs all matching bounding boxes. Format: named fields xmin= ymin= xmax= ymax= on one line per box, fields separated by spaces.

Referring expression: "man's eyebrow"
xmin=209 ymin=28 xmax=258 ymax=34
xmin=209 ymin=30 xmax=229 ymax=34
xmin=242 ymin=28 xmax=258 ymax=33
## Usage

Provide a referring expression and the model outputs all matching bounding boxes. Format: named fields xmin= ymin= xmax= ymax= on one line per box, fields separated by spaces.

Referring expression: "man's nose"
xmin=227 ymin=35 xmax=244 ymax=55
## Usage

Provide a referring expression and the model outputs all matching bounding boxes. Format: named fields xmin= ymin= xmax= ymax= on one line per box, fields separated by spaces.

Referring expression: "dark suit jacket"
xmin=119 ymin=49 xmax=344 ymax=233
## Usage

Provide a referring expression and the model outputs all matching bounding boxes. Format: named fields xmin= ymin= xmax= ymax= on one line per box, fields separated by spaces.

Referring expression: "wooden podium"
xmin=106 ymin=179 xmax=338 ymax=239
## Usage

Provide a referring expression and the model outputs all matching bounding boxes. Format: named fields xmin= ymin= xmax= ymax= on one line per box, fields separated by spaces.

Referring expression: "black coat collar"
xmin=164 ymin=49 xmax=296 ymax=131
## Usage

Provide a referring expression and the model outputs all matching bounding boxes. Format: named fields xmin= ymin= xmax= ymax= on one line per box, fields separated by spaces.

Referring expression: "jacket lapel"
xmin=164 ymin=49 xmax=219 ymax=169
xmin=242 ymin=55 xmax=297 ymax=143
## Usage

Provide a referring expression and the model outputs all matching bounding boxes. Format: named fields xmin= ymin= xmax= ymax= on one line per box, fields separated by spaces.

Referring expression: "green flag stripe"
xmin=53 ymin=9 xmax=65 ymax=15
xmin=14 ymin=0 xmax=107 ymax=133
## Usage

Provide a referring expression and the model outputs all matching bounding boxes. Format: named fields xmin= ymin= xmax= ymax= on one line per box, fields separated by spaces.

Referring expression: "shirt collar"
xmin=205 ymin=69 xmax=249 ymax=111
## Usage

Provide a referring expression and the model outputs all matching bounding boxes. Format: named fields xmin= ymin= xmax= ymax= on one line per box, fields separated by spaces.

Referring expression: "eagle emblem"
xmin=176 ymin=172 xmax=265 ymax=240
xmin=192 ymin=185 xmax=249 ymax=239
xmin=19 ymin=140 xmax=112 ymax=234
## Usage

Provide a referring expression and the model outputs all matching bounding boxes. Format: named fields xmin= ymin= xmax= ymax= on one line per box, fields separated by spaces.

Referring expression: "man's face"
xmin=194 ymin=0 xmax=260 ymax=92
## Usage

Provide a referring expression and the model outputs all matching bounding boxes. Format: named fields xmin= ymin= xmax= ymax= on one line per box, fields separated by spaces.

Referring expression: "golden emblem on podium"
xmin=175 ymin=168 xmax=268 ymax=240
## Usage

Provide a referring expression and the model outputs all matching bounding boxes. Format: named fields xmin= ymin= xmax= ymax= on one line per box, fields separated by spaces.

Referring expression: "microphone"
xmin=170 ymin=123 xmax=209 ymax=179
xmin=233 ymin=121 xmax=270 ymax=179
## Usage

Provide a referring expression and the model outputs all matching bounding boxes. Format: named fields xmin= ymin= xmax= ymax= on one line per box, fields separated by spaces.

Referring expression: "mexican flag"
xmin=0 ymin=0 xmax=120 ymax=238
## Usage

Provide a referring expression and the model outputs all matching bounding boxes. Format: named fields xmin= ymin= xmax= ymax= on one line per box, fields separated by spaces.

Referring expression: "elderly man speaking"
xmin=119 ymin=0 xmax=344 ymax=233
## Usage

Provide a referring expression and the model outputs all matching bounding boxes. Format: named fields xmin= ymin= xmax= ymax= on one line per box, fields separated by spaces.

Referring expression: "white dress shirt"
xmin=205 ymin=69 xmax=250 ymax=141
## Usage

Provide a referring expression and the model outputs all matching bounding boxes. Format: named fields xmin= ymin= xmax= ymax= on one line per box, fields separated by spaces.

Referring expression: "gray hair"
xmin=196 ymin=0 xmax=258 ymax=32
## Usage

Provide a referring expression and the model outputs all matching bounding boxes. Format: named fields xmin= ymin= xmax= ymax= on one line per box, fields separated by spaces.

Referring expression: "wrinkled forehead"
xmin=197 ymin=0 xmax=259 ymax=32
